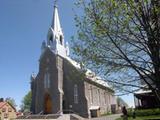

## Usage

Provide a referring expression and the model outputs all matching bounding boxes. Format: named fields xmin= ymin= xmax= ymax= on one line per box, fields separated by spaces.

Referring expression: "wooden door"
xmin=44 ymin=94 xmax=52 ymax=114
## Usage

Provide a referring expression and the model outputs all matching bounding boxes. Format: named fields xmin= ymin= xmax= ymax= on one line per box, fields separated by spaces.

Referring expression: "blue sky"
xmin=0 ymin=0 xmax=134 ymax=109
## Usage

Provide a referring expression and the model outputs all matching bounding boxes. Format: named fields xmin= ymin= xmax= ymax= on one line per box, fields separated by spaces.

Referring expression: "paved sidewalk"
xmin=87 ymin=114 xmax=122 ymax=120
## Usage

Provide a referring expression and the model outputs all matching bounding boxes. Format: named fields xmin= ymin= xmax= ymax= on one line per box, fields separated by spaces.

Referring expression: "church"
xmin=30 ymin=3 xmax=116 ymax=118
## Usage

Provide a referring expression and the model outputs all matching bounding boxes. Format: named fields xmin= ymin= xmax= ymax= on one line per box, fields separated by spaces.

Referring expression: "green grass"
xmin=116 ymin=115 xmax=160 ymax=120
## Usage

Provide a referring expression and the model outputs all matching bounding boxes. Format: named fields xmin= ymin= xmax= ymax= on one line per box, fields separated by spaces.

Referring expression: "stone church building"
xmin=30 ymin=4 xmax=116 ymax=118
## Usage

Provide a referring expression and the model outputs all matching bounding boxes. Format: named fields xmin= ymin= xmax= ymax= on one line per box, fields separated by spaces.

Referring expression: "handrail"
xmin=25 ymin=112 xmax=32 ymax=119
xmin=25 ymin=115 xmax=32 ymax=119
xmin=56 ymin=110 xmax=62 ymax=114
xmin=44 ymin=113 xmax=60 ymax=119
xmin=63 ymin=109 xmax=80 ymax=115
xmin=44 ymin=110 xmax=62 ymax=119
xmin=38 ymin=110 xmax=43 ymax=115
xmin=25 ymin=110 xmax=43 ymax=119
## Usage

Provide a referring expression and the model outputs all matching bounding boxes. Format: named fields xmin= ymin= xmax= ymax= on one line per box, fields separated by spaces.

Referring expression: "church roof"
xmin=134 ymin=89 xmax=152 ymax=94
xmin=66 ymin=57 xmax=112 ymax=90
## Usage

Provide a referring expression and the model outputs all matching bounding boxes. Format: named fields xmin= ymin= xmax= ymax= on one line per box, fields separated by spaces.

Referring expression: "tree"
xmin=5 ymin=97 xmax=17 ymax=108
xmin=21 ymin=91 xmax=32 ymax=112
xmin=73 ymin=0 xmax=160 ymax=100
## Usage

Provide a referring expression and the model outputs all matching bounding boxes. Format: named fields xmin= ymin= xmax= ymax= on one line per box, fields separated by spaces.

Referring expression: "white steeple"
xmin=51 ymin=5 xmax=62 ymax=35
xmin=46 ymin=2 xmax=69 ymax=58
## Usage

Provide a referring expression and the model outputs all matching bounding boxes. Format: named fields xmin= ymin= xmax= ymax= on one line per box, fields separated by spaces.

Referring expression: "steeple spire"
xmin=46 ymin=1 xmax=69 ymax=58
xmin=51 ymin=0 xmax=62 ymax=34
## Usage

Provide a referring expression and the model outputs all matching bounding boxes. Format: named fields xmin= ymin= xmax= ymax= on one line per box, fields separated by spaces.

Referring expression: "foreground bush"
xmin=127 ymin=108 xmax=160 ymax=117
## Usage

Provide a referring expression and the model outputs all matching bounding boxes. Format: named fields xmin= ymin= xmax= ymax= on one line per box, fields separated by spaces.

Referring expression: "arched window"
xmin=90 ymin=85 xmax=93 ymax=104
xmin=74 ymin=84 xmax=78 ymax=104
xmin=49 ymin=35 xmax=53 ymax=42
xmin=98 ymin=89 xmax=101 ymax=105
xmin=44 ymin=72 xmax=50 ymax=89
xmin=60 ymin=35 xmax=63 ymax=45
xmin=104 ymin=92 xmax=107 ymax=105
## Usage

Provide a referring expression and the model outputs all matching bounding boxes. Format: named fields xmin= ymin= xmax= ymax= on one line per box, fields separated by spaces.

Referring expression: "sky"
xmin=0 ymin=0 xmax=134 ymax=110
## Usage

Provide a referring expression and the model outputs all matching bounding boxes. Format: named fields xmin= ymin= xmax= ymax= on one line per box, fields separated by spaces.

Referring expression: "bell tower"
xmin=31 ymin=1 xmax=70 ymax=115
xmin=47 ymin=2 xmax=67 ymax=58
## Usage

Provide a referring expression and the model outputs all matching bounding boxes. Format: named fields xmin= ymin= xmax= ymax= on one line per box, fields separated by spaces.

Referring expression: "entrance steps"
xmin=16 ymin=114 xmax=85 ymax=120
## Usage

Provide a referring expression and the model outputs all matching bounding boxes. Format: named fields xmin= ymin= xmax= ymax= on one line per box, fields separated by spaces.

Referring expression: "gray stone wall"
xmin=63 ymin=59 xmax=88 ymax=118
xmin=31 ymin=48 xmax=116 ymax=118
xmin=31 ymin=49 xmax=62 ymax=114
xmin=84 ymin=81 xmax=116 ymax=115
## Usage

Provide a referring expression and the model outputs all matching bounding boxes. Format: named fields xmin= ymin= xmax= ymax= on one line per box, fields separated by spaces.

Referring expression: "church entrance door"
xmin=44 ymin=93 xmax=52 ymax=114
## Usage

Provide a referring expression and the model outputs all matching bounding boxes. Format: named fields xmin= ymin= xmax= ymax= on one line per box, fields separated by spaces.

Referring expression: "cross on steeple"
xmin=54 ymin=0 xmax=58 ymax=7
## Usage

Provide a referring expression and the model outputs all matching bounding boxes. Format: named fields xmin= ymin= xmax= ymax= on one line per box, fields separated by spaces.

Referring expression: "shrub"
xmin=127 ymin=108 xmax=160 ymax=117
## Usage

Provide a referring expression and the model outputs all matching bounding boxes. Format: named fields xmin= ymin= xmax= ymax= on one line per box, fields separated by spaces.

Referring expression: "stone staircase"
xmin=16 ymin=114 xmax=60 ymax=119
xmin=16 ymin=114 xmax=84 ymax=120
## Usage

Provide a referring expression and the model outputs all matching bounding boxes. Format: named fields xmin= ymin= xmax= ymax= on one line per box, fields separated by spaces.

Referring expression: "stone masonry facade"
xmin=31 ymin=48 xmax=116 ymax=118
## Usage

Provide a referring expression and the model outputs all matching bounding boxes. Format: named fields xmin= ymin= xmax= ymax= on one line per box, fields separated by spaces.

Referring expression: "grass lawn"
xmin=116 ymin=115 xmax=160 ymax=120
